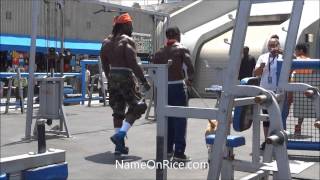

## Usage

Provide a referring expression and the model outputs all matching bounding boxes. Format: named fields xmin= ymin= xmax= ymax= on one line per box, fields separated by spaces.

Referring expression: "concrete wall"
xmin=195 ymin=25 xmax=279 ymax=95
xmin=0 ymin=0 xmax=154 ymax=42
xmin=169 ymin=0 xmax=237 ymax=33
xmin=1 ymin=0 xmax=32 ymax=36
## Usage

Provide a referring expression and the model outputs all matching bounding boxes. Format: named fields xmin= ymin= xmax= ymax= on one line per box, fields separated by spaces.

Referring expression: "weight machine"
xmin=278 ymin=60 xmax=320 ymax=150
xmin=1 ymin=116 xmax=68 ymax=180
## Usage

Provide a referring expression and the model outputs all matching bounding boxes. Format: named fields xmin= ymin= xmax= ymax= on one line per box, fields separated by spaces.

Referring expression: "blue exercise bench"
xmin=205 ymin=78 xmax=259 ymax=161
xmin=205 ymin=84 xmax=250 ymax=163
xmin=23 ymin=162 xmax=68 ymax=180
xmin=0 ymin=173 xmax=7 ymax=180
xmin=0 ymin=149 xmax=68 ymax=180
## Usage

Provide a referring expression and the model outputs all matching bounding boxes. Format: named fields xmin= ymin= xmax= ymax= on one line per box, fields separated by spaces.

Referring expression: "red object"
xmin=113 ymin=13 xmax=132 ymax=25
xmin=12 ymin=58 xmax=19 ymax=65
xmin=166 ymin=39 xmax=177 ymax=46
xmin=64 ymin=64 xmax=70 ymax=72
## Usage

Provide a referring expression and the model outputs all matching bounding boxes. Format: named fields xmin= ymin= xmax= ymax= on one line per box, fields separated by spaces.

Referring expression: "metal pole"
xmin=37 ymin=119 xmax=47 ymax=154
xmin=155 ymin=65 xmax=168 ymax=180
xmin=98 ymin=57 xmax=107 ymax=106
xmin=207 ymin=0 xmax=251 ymax=179
xmin=277 ymin=0 xmax=304 ymax=122
xmin=278 ymin=0 xmax=304 ymax=87
xmin=17 ymin=68 xmax=24 ymax=113
xmin=25 ymin=0 xmax=40 ymax=139
xmin=60 ymin=0 xmax=65 ymax=76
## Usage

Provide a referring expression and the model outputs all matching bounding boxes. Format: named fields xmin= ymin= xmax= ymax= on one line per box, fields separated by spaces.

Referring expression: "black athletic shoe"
xmin=260 ymin=141 xmax=266 ymax=151
xmin=111 ymin=134 xmax=129 ymax=155
xmin=173 ymin=153 xmax=191 ymax=162
xmin=115 ymin=146 xmax=129 ymax=155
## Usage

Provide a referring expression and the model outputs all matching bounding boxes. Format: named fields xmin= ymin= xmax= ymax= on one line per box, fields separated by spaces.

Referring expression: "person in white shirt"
xmin=98 ymin=71 xmax=107 ymax=103
xmin=254 ymin=37 xmax=282 ymax=150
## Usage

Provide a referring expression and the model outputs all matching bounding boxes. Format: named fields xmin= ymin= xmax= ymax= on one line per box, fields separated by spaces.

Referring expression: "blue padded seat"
xmin=206 ymin=134 xmax=245 ymax=148
xmin=23 ymin=162 xmax=68 ymax=180
xmin=0 ymin=173 xmax=7 ymax=180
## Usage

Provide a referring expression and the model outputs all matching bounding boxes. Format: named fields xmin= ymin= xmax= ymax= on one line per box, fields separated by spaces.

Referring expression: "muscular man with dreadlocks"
xmin=100 ymin=13 xmax=151 ymax=155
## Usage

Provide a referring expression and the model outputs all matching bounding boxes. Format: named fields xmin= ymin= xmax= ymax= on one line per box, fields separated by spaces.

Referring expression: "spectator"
xmin=254 ymin=37 xmax=282 ymax=150
xmin=238 ymin=46 xmax=256 ymax=80
xmin=290 ymin=43 xmax=320 ymax=133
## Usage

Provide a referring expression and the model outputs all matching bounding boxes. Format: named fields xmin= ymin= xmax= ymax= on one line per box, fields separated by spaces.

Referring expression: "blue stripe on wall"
xmin=0 ymin=34 xmax=102 ymax=55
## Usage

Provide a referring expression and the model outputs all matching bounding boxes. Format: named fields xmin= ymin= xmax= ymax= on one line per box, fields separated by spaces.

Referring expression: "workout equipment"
xmin=232 ymin=77 xmax=260 ymax=132
xmin=25 ymin=0 xmax=67 ymax=139
xmin=0 ymin=120 xmax=68 ymax=180
xmin=143 ymin=61 xmax=291 ymax=180
xmin=87 ymin=58 xmax=107 ymax=107
xmin=34 ymin=77 xmax=70 ymax=137
xmin=0 ymin=150 xmax=67 ymax=180
xmin=277 ymin=60 xmax=320 ymax=150
xmin=79 ymin=59 xmax=107 ymax=106
xmin=25 ymin=76 xmax=70 ymax=138
xmin=143 ymin=74 xmax=155 ymax=120
xmin=3 ymin=68 xmax=26 ymax=114
xmin=0 ymin=72 xmax=81 ymax=108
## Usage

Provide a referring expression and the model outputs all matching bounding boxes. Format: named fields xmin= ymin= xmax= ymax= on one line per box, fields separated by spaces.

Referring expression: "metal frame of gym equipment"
xmin=3 ymin=68 xmax=25 ymax=114
xmin=0 ymin=149 xmax=66 ymax=180
xmin=141 ymin=0 xmax=320 ymax=179
xmin=0 ymin=72 xmax=81 ymax=107
xmin=277 ymin=59 xmax=320 ymax=150
xmin=210 ymin=0 xmax=320 ymax=178
xmin=25 ymin=0 xmax=65 ymax=139
xmin=80 ymin=59 xmax=107 ymax=106
xmin=1 ymin=119 xmax=67 ymax=180
xmin=32 ymin=77 xmax=70 ymax=138
xmin=144 ymin=76 xmax=155 ymax=120
xmin=214 ymin=0 xmax=319 ymax=178
xmin=143 ymin=61 xmax=289 ymax=180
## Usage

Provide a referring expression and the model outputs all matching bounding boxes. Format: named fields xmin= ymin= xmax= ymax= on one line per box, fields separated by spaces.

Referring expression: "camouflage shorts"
xmin=108 ymin=70 xmax=143 ymax=120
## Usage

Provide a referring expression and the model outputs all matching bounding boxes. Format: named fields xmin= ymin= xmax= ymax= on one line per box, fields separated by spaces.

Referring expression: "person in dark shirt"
xmin=238 ymin=46 xmax=256 ymax=80
xmin=153 ymin=26 xmax=195 ymax=162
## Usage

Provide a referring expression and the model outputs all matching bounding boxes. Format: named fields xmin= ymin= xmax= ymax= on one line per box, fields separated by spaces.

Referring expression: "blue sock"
xmin=117 ymin=131 xmax=126 ymax=138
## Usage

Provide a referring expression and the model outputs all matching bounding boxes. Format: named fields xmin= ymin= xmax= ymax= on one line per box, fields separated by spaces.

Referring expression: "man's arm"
xmin=182 ymin=48 xmax=195 ymax=82
xmin=125 ymin=43 xmax=150 ymax=91
xmin=253 ymin=56 xmax=265 ymax=77
xmin=100 ymin=42 xmax=110 ymax=79
xmin=125 ymin=42 xmax=146 ymax=83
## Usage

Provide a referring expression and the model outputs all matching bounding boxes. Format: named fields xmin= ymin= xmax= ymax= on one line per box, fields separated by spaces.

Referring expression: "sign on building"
xmin=132 ymin=32 xmax=152 ymax=55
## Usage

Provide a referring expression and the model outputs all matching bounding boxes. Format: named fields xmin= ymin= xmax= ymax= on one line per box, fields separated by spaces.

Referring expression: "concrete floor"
xmin=1 ymin=98 xmax=319 ymax=180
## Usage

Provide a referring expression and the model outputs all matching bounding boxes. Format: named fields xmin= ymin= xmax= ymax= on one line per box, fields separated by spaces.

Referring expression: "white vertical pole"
xmin=98 ymin=57 xmax=107 ymax=106
xmin=207 ymin=0 xmax=251 ymax=179
xmin=278 ymin=0 xmax=304 ymax=88
xmin=155 ymin=65 xmax=168 ymax=180
xmin=25 ymin=0 xmax=41 ymax=139
xmin=277 ymin=0 xmax=304 ymax=119
xmin=60 ymin=0 xmax=65 ymax=76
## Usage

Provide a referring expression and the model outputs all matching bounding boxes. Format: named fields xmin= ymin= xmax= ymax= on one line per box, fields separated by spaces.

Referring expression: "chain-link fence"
xmin=282 ymin=61 xmax=320 ymax=150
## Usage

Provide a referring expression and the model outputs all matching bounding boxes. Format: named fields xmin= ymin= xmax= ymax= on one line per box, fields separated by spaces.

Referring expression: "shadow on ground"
xmin=85 ymin=151 xmax=142 ymax=164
